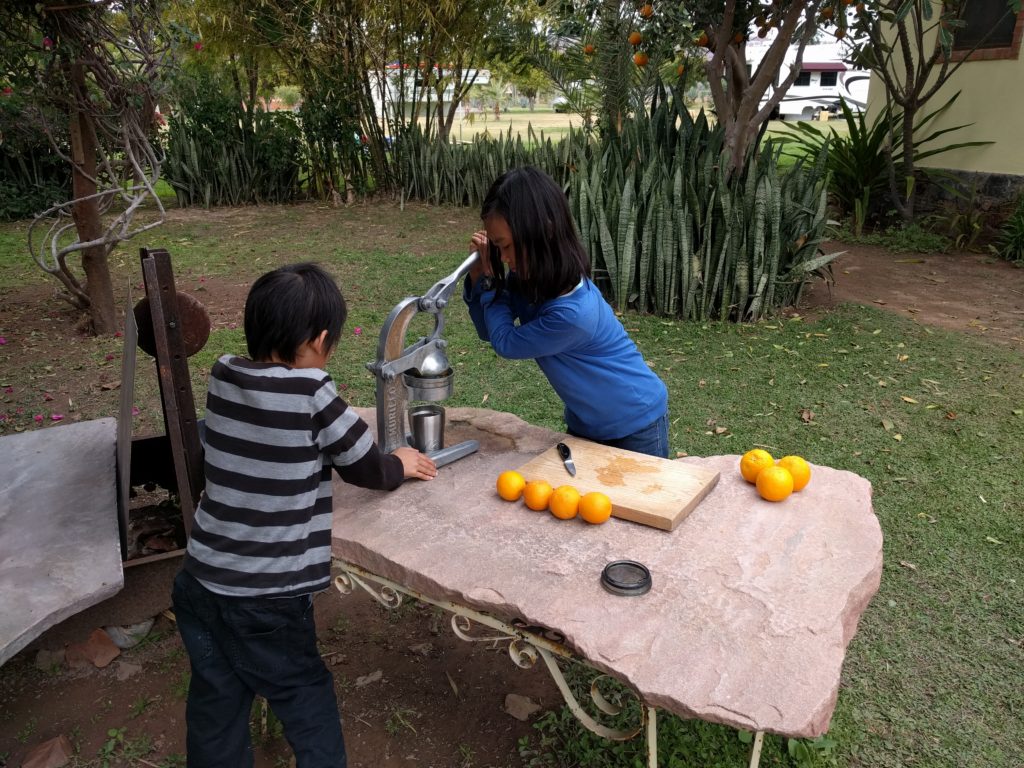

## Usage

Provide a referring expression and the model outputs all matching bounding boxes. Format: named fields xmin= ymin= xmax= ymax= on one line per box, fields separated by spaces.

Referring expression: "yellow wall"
xmin=868 ymin=23 xmax=1024 ymax=176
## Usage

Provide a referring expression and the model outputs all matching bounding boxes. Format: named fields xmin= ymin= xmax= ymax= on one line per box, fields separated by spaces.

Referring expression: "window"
xmin=793 ymin=71 xmax=811 ymax=87
xmin=951 ymin=3 xmax=1023 ymax=61
xmin=820 ymin=71 xmax=838 ymax=87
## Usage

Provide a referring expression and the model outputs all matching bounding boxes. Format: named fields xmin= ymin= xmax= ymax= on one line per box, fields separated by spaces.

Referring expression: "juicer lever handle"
xmin=418 ymin=251 xmax=479 ymax=312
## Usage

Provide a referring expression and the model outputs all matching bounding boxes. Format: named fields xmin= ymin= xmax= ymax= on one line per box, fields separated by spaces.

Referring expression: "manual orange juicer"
xmin=366 ymin=252 xmax=481 ymax=467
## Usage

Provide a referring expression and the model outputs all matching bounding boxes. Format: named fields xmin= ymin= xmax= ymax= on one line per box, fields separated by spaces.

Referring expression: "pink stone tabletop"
xmin=332 ymin=407 xmax=883 ymax=738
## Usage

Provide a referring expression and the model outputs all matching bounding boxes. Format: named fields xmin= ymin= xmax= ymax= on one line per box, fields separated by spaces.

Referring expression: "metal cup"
xmin=408 ymin=404 xmax=445 ymax=453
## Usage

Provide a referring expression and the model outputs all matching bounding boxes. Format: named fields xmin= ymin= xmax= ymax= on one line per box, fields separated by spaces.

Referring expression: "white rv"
xmin=747 ymin=42 xmax=870 ymax=121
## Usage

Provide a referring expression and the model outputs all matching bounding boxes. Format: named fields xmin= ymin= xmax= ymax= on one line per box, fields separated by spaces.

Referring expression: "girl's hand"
xmin=469 ymin=231 xmax=492 ymax=282
xmin=393 ymin=446 xmax=437 ymax=481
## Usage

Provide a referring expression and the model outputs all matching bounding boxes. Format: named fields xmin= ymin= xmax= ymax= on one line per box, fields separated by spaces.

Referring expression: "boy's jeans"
xmin=571 ymin=412 xmax=670 ymax=459
xmin=172 ymin=570 xmax=346 ymax=768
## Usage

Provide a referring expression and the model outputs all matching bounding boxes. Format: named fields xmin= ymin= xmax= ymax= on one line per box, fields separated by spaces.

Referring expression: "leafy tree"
xmin=0 ymin=0 xmax=173 ymax=335
xmin=845 ymin=0 xmax=1023 ymax=222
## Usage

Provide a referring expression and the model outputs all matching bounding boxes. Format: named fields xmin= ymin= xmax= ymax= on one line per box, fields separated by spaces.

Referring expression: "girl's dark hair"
xmin=481 ymin=166 xmax=590 ymax=304
xmin=244 ymin=263 xmax=346 ymax=363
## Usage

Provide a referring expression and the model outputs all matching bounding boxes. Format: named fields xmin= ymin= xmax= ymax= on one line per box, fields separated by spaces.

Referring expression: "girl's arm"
xmin=482 ymin=297 xmax=589 ymax=360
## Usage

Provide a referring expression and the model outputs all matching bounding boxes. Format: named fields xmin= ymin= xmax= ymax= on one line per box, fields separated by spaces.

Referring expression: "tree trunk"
xmin=69 ymin=62 xmax=116 ymax=335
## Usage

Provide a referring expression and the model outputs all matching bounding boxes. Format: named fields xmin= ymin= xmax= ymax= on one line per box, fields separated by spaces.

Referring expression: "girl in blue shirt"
xmin=464 ymin=166 xmax=670 ymax=458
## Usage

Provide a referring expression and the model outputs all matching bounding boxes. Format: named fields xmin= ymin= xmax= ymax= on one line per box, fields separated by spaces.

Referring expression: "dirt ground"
xmin=1 ymin=238 xmax=1022 ymax=768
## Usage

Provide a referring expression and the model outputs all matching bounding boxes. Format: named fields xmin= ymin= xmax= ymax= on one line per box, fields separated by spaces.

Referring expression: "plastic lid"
xmin=601 ymin=560 xmax=652 ymax=597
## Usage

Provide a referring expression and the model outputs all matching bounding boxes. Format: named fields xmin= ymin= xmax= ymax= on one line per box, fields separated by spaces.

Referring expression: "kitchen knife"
xmin=556 ymin=442 xmax=577 ymax=476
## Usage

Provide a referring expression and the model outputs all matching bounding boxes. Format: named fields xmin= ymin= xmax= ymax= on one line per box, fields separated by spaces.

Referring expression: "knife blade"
xmin=556 ymin=442 xmax=576 ymax=476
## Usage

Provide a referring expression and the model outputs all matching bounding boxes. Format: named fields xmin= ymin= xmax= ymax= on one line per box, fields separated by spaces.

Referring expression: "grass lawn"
xmin=0 ymin=201 xmax=1020 ymax=767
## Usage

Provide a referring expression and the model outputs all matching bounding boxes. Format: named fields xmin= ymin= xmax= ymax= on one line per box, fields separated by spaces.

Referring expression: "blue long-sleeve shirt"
xmin=464 ymin=274 xmax=668 ymax=441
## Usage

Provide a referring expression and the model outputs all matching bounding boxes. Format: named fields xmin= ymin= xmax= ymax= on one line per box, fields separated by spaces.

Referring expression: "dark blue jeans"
xmin=171 ymin=570 xmax=346 ymax=768
xmin=570 ymin=411 xmax=670 ymax=459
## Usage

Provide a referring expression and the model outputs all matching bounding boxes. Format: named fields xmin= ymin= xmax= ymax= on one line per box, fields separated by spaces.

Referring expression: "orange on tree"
xmin=676 ymin=64 xmax=685 ymax=77
xmin=549 ymin=485 xmax=581 ymax=520
xmin=739 ymin=448 xmax=774 ymax=484
xmin=633 ymin=51 xmax=649 ymax=67
xmin=756 ymin=465 xmax=794 ymax=502
xmin=523 ymin=480 xmax=554 ymax=511
xmin=579 ymin=492 xmax=612 ymax=525
xmin=696 ymin=32 xmax=709 ymax=47
xmin=639 ymin=3 xmax=654 ymax=18
xmin=583 ymin=43 xmax=595 ymax=55
xmin=777 ymin=456 xmax=811 ymax=492
xmin=628 ymin=31 xmax=643 ymax=46
xmin=496 ymin=470 xmax=526 ymax=501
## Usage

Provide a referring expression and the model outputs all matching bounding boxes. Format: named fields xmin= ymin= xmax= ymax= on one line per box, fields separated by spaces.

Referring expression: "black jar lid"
xmin=601 ymin=560 xmax=652 ymax=596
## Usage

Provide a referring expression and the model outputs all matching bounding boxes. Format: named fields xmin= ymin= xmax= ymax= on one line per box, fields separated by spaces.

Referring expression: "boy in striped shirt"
xmin=172 ymin=263 xmax=436 ymax=767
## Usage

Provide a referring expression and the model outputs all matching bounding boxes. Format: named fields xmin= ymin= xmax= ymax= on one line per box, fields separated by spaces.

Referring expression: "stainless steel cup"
xmin=408 ymin=404 xmax=445 ymax=453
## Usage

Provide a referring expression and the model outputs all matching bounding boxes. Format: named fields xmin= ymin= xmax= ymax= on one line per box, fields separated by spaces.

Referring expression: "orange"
xmin=697 ymin=32 xmax=709 ymax=47
xmin=628 ymin=31 xmax=643 ymax=46
xmin=583 ymin=43 xmax=595 ymax=55
xmin=756 ymin=465 xmax=794 ymax=502
xmin=496 ymin=470 xmax=526 ymax=501
xmin=523 ymin=480 xmax=554 ymax=511
xmin=639 ymin=3 xmax=654 ymax=18
xmin=579 ymin=492 xmax=612 ymax=525
xmin=777 ymin=456 xmax=811 ymax=492
xmin=549 ymin=485 xmax=581 ymax=520
xmin=633 ymin=51 xmax=649 ymax=67
xmin=739 ymin=448 xmax=774 ymax=484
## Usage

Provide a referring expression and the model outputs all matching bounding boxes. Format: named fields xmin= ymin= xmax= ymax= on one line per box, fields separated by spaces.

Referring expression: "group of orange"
xmin=495 ymin=471 xmax=614 ymax=525
xmin=740 ymin=450 xmax=811 ymax=502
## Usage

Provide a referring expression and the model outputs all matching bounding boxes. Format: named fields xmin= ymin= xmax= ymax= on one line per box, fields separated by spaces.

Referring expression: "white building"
xmin=747 ymin=42 xmax=870 ymax=121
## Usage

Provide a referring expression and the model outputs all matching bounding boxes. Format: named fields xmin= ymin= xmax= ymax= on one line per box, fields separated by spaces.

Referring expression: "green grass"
xmin=1 ymin=202 xmax=1021 ymax=767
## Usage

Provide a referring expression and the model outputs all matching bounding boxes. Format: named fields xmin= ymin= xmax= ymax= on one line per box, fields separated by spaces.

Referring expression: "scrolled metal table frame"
xmin=332 ymin=559 xmax=766 ymax=768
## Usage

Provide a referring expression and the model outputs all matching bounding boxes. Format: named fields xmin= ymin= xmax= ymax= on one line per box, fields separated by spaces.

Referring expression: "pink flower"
xmin=51 ymin=414 xmax=64 ymax=422
xmin=131 ymin=406 xmax=140 ymax=416
xmin=43 ymin=392 xmax=54 ymax=401
xmin=105 ymin=353 xmax=115 ymax=361
xmin=0 ymin=336 xmax=7 ymax=345
xmin=1 ymin=87 xmax=11 ymax=98
xmin=4 ymin=386 xmax=12 ymax=394
xmin=353 ymin=327 xmax=362 ymax=336
xmin=42 ymin=36 xmax=54 ymax=50
xmin=194 ymin=41 xmax=203 ymax=51
xmin=33 ymin=414 xmax=43 ymax=423
xmin=114 ymin=330 xmax=123 ymax=338
xmin=0 ymin=414 xmax=6 ymax=422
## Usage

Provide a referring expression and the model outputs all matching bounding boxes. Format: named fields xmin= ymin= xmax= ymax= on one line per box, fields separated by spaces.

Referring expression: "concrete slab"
xmin=0 ymin=418 xmax=123 ymax=666
xmin=333 ymin=407 xmax=883 ymax=739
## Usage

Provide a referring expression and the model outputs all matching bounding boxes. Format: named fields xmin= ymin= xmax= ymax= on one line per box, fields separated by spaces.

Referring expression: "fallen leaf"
xmin=900 ymin=396 xmax=918 ymax=403
xmin=897 ymin=354 xmax=909 ymax=362
xmin=893 ymin=433 xmax=903 ymax=441
xmin=881 ymin=418 xmax=894 ymax=432
xmin=481 ymin=393 xmax=489 ymax=403
xmin=800 ymin=409 xmax=815 ymax=423
xmin=945 ymin=411 xmax=957 ymax=420
xmin=985 ymin=536 xmax=1004 ymax=545
xmin=899 ymin=560 xmax=917 ymax=570
xmin=446 ymin=670 xmax=460 ymax=698
xmin=872 ymin=299 xmax=887 ymax=305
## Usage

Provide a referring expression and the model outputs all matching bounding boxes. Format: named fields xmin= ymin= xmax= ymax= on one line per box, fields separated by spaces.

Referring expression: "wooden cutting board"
xmin=514 ymin=437 xmax=720 ymax=531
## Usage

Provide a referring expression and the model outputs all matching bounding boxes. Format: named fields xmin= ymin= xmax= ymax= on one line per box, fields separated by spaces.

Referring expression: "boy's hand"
xmin=393 ymin=446 xmax=437 ymax=481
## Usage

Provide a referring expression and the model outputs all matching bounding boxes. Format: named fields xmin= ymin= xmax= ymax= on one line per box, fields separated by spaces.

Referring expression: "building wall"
xmin=868 ymin=12 xmax=1024 ymax=177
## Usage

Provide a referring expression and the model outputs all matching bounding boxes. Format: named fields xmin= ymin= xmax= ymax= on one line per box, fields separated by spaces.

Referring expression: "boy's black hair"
xmin=244 ymin=263 xmax=346 ymax=364
xmin=481 ymin=166 xmax=591 ymax=304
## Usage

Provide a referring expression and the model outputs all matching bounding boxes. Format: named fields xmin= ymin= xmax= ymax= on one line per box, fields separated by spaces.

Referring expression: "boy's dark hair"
xmin=244 ymin=263 xmax=346 ymax=363
xmin=481 ymin=166 xmax=591 ymax=304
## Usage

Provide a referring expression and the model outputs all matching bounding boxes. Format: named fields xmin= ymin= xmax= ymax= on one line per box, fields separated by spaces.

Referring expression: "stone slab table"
xmin=0 ymin=418 xmax=122 ymax=666
xmin=332 ymin=407 xmax=883 ymax=751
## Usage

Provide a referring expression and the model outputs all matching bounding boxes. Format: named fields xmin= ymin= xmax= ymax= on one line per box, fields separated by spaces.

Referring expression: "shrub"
xmin=996 ymin=193 xmax=1024 ymax=264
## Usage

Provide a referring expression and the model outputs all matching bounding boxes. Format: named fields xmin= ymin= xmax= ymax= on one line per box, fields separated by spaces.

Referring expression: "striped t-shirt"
xmin=184 ymin=355 xmax=403 ymax=597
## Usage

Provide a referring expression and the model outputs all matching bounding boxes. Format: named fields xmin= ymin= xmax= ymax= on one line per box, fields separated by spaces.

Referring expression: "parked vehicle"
xmin=747 ymin=43 xmax=870 ymax=121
